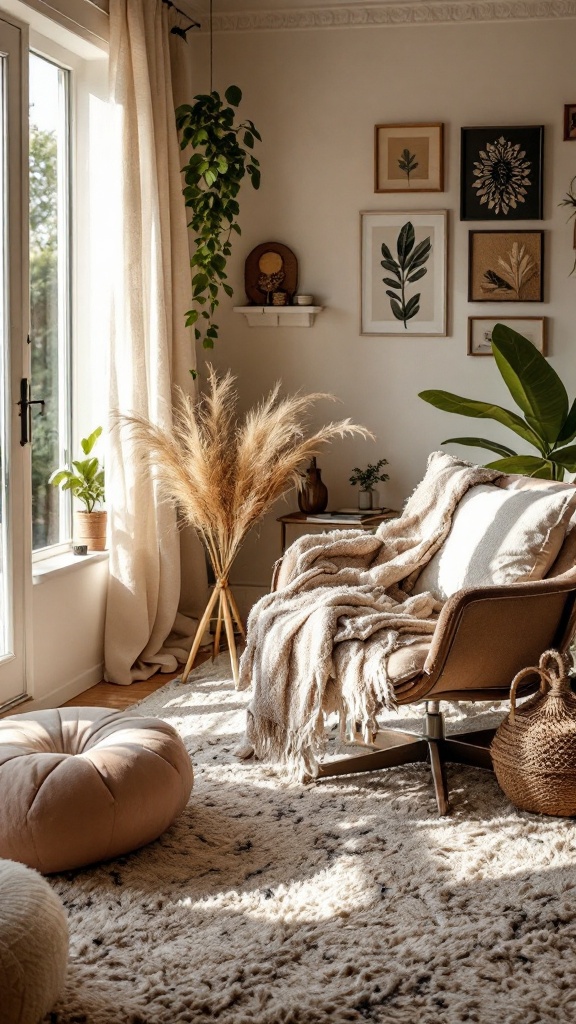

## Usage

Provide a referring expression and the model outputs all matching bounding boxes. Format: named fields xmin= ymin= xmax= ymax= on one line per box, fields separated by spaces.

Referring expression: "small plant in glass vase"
xmin=349 ymin=458 xmax=389 ymax=510
xmin=49 ymin=426 xmax=106 ymax=551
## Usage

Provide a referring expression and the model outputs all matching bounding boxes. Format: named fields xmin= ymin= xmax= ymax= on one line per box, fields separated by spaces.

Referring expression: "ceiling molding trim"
xmin=20 ymin=0 xmax=108 ymax=44
xmin=212 ymin=0 xmax=576 ymax=32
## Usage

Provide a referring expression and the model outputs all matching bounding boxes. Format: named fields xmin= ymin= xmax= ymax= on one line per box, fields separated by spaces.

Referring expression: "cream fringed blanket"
xmin=238 ymin=452 xmax=501 ymax=779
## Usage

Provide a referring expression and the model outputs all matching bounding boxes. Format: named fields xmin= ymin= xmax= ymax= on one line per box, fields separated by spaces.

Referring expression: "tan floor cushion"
xmin=0 ymin=707 xmax=193 ymax=874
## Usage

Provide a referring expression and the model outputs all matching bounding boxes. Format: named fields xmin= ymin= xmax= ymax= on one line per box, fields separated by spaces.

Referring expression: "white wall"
xmin=30 ymin=557 xmax=108 ymax=708
xmin=188 ymin=14 xmax=576 ymax=609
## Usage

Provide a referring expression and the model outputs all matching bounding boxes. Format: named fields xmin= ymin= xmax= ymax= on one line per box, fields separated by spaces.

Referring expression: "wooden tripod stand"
xmin=180 ymin=577 xmax=245 ymax=687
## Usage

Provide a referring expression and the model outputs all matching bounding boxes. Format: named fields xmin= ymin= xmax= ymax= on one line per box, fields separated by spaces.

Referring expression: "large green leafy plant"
xmin=176 ymin=86 xmax=261 ymax=350
xmin=419 ymin=323 xmax=576 ymax=480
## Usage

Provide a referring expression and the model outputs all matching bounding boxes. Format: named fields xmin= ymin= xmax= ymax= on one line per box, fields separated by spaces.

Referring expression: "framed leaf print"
xmin=468 ymin=230 xmax=544 ymax=302
xmin=361 ymin=211 xmax=447 ymax=335
xmin=374 ymin=123 xmax=444 ymax=192
xmin=461 ymin=126 xmax=544 ymax=220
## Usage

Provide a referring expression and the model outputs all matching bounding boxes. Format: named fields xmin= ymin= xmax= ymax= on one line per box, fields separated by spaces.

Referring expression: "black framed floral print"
xmin=461 ymin=126 xmax=544 ymax=220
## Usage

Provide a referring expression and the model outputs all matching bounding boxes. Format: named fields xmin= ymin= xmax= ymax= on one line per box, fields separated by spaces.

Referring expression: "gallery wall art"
xmin=374 ymin=123 xmax=444 ymax=193
xmin=468 ymin=230 xmax=544 ymax=302
xmin=361 ymin=211 xmax=447 ymax=336
xmin=468 ymin=317 xmax=547 ymax=356
xmin=461 ymin=126 xmax=544 ymax=220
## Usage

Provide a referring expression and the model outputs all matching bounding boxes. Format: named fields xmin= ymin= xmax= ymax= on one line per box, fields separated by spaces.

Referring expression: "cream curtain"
xmin=104 ymin=0 xmax=207 ymax=684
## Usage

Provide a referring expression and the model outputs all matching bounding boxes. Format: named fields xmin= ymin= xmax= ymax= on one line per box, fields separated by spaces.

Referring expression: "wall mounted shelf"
xmin=233 ymin=305 xmax=324 ymax=328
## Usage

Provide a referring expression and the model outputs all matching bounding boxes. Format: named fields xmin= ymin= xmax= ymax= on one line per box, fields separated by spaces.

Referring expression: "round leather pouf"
xmin=0 ymin=707 xmax=193 ymax=874
xmin=0 ymin=858 xmax=68 ymax=1024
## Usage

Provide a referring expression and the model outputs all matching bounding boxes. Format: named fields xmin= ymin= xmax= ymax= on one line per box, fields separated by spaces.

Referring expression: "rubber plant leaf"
xmin=491 ymin=323 xmax=568 ymax=445
xmin=549 ymin=445 xmax=576 ymax=473
xmin=484 ymin=455 xmax=559 ymax=479
xmin=418 ymin=390 xmax=546 ymax=453
xmin=556 ymin=398 xmax=576 ymax=445
xmin=441 ymin=437 xmax=517 ymax=459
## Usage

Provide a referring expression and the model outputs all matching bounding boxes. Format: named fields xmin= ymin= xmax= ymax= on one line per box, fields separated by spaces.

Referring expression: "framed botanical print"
xmin=468 ymin=230 xmax=544 ymax=302
xmin=461 ymin=126 xmax=544 ymax=220
xmin=468 ymin=317 xmax=547 ymax=356
xmin=361 ymin=210 xmax=447 ymax=335
xmin=374 ymin=123 xmax=444 ymax=192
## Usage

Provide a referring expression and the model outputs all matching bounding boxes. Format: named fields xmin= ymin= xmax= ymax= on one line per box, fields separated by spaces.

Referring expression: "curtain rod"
xmin=162 ymin=0 xmax=201 ymax=37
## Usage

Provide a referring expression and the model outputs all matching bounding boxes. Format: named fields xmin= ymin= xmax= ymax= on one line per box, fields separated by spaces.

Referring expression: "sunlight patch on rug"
xmin=44 ymin=654 xmax=576 ymax=1024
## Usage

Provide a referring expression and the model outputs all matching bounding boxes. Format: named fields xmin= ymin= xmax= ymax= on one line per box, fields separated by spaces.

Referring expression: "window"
xmin=29 ymin=51 xmax=71 ymax=551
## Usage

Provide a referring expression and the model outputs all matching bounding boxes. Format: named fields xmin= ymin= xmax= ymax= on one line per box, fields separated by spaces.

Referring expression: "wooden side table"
xmin=277 ymin=510 xmax=400 ymax=553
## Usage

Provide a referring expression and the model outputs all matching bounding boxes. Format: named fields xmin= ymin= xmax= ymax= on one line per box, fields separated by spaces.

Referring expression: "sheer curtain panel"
xmin=104 ymin=0 xmax=207 ymax=684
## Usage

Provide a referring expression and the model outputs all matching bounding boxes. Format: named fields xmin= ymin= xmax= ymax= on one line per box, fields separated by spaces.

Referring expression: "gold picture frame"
xmin=374 ymin=123 xmax=444 ymax=193
xmin=468 ymin=317 xmax=547 ymax=357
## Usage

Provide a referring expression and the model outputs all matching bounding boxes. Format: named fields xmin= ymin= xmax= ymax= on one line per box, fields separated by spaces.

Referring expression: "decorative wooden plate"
xmin=244 ymin=242 xmax=299 ymax=304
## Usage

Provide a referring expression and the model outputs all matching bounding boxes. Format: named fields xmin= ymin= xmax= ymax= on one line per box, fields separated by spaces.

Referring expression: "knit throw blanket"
xmin=238 ymin=451 xmax=501 ymax=779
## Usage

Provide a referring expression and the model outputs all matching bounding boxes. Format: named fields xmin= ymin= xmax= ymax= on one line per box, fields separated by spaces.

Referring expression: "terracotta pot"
xmin=74 ymin=510 xmax=107 ymax=552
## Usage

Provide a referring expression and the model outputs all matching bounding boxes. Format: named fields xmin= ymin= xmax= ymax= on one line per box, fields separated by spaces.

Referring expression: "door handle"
xmin=18 ymin=378 xmax=45 ymax=446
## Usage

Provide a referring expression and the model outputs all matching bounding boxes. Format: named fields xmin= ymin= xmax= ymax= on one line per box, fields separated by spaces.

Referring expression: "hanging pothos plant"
xmin=176 ymin=86 xmax=262 ymax=350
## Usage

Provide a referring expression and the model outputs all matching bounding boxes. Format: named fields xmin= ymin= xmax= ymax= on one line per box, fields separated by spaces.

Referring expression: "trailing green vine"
xmin=176 ymin=86 xmax=262 ymax=350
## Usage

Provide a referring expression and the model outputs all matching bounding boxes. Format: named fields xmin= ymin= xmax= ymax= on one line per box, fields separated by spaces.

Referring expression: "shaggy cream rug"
xmin=45 ymin=656 xmax=576 ymax=1024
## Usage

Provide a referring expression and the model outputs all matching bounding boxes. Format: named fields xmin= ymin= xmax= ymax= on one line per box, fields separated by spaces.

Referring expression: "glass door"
xmin=0 ymin=13 xmax=30 ymax=710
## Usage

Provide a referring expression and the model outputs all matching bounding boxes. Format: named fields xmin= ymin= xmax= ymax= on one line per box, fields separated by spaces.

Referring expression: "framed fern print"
xmin=468 ymin=230 xmax=544 ymax=302
xmin=361 ymin=211 xmax=447 ymax=335
xmin=461 ymin=126 xmax=544 ymax=220
xmin=374 ymin=124 xmax=444 ymax=193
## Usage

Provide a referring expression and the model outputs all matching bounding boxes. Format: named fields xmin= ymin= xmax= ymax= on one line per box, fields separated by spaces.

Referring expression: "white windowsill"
xmin=32 ymin=549 xmax=109 ymax=584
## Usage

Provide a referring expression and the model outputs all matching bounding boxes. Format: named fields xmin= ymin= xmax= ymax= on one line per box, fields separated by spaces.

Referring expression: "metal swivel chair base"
xmin=316 ymin=701 xmax=495 ymax=815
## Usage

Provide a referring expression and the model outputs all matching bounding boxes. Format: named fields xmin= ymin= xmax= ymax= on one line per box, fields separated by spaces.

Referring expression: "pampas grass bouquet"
xmin=123 ymin=366 xmax=370 ymax=685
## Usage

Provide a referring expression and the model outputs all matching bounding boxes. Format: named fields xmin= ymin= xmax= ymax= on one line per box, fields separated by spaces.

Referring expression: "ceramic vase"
xmin=298 ymin=458 xmax=328 ymax=514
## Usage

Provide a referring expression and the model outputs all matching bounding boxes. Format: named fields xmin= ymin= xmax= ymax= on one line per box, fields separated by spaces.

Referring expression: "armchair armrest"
xmin=420 ymin=571 xmax=576 ymax=699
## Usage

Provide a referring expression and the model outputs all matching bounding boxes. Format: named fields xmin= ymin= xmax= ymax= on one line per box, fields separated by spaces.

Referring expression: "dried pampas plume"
xmin=121 ymin=365 xmax=373 ymax=684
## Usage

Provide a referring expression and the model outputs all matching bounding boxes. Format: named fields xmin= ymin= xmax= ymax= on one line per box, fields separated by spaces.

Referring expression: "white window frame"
xmin=29 ymin=47 xmax=73 ymax=556
xmin=28 ymin=26 xmax=108 ymax=564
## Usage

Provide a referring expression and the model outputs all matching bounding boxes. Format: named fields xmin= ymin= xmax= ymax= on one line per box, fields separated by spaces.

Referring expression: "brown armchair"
xmin=317 ymin=508 xmax=576 ymax=815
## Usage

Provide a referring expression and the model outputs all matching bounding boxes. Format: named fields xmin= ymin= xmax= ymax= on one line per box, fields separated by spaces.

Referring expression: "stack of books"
xmin=304 ymin=507 xmax=398 ymax=523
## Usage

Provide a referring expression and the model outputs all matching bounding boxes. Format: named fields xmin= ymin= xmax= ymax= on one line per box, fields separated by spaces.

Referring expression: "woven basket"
xmin=74 ymin=510 xmax=107 ymax=552
xmin=491 ymin=649 xmax=576 ymax=816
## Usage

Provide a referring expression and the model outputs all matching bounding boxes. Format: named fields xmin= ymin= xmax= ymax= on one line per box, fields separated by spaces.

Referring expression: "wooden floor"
xmin=62 ymin=649 xmax=213 ymax=710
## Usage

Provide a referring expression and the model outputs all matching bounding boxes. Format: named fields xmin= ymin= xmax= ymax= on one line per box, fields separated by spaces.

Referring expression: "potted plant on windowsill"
xmin=349 ymin=458 xmax=390 ymax=510
xmin=49 ymin=426 xmax=106 ymax=551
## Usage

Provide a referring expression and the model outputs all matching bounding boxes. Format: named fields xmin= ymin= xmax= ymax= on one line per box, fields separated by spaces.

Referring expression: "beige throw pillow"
xmin=412 ymin=482 xmax=576 ymax=602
